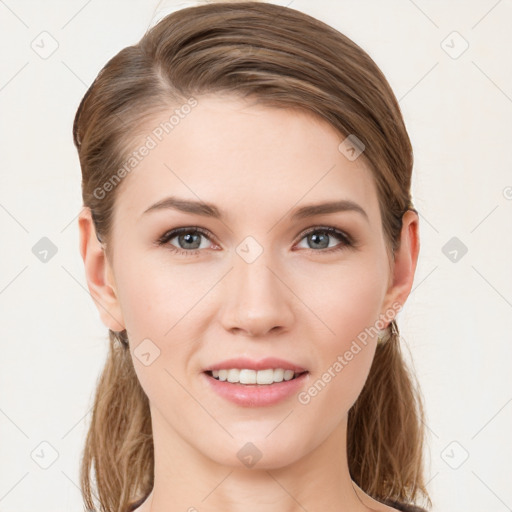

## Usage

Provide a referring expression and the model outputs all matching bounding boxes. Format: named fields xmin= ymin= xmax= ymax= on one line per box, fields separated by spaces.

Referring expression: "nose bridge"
xmin=221 ymin=245 xmax=294 ymax=336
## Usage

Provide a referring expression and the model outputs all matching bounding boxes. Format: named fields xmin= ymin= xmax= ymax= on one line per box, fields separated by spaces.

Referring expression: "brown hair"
xmin=73 ymin=2 xmax=431 ymax=511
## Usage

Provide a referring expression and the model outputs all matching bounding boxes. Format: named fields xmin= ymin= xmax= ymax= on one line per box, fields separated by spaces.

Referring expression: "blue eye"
xmin=156 ymin=227 xmax=213 ymax=256
xmin=296 ymin=226 xmax=353 ymax=252
xmin=156 ymin=226 xmax=354 ymax=256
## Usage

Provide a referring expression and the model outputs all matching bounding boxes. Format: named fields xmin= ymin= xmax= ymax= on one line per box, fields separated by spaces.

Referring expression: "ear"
xmin=78 ymin=207 xmax=126 ymax=332
xmin=380 ymin=209 xmax=420 ymax=320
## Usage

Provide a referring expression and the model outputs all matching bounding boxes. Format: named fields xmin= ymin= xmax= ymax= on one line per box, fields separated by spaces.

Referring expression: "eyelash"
xmin=155 ymin=225 xmax=354 ymax=257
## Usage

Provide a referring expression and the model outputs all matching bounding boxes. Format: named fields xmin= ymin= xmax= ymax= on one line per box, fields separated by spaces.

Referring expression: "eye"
xmin=295 ymin=226 xmax=353 ymax=253
xmin=156 ymin=225 xmax=354 ymax=256
xmin=156 ymin=226 xmax=216 ymax=256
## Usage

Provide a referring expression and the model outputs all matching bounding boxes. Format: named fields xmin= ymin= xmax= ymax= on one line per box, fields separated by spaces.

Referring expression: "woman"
xmin=74 ymin=2 xmax=431 ymax=511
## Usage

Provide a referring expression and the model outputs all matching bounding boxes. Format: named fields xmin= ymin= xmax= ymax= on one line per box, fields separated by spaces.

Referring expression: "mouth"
xmin=204 ymin=369 xmax=309 ymax=386
xmin=202 ymin=368 xmax=310 ymax=407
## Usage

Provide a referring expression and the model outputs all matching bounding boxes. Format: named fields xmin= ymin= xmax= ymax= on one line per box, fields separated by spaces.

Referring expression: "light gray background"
xmin=0 ymin=1 xmax=511 ymax=511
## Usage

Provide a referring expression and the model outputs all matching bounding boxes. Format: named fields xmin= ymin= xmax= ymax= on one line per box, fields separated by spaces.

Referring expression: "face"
xmin=81 ymin=93 xmax=414 ymax=470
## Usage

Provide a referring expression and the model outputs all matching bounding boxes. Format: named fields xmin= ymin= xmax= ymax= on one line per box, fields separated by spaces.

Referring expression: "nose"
xmin=219 ymin=253 xmax=295 ymax=337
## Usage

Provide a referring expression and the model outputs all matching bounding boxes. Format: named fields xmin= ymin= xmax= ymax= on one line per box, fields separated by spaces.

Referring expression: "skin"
xmin=79 ymin=94 xmax=419 ymax=512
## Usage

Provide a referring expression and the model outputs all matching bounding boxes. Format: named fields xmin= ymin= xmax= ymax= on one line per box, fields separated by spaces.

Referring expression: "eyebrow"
xmin=141 ymin=196 xmax=369 ymax=223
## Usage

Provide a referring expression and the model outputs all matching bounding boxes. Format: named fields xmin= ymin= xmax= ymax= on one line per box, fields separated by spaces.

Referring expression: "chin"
xmin=203 ymin=433 xmax=307 ymax=471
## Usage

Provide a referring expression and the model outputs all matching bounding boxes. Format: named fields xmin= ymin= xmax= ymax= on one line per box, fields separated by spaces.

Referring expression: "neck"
xmin=137 ymin=405 xmax=381 ymax=512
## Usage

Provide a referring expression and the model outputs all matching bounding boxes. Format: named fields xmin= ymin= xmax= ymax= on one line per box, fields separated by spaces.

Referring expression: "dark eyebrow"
xmin=291 ymin=199 xmax=369 ymax=223
xmin=141 ymin=196 xmax=369 ymax=223
xmin=141 ymin=196 xmax=223 ymax=219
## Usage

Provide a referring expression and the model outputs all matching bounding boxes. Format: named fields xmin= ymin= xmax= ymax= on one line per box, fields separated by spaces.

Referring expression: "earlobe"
xmin=381 ymin=209 xmax=420 ymax=319
xmin=78 ymin=207 xmax=126 ymax=332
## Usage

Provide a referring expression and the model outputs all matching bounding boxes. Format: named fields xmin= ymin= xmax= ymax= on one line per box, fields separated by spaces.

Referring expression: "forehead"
xmin=113 ymin=94 xmax=379 ymax=224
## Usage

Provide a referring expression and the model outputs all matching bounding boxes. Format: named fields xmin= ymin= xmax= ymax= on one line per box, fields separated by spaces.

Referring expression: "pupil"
xmin=180 ymin=233 xmax=200 ymax=249
xmin=310 ymin=232 xmax=328 ymax=249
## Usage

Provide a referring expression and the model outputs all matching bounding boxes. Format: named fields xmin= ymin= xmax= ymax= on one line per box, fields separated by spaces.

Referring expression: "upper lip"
xmin=203 ymin=357 xmax=308 ymax=373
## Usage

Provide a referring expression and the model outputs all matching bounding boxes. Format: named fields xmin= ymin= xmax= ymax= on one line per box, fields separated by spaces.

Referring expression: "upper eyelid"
xmin=296 ymin=225 xmax=349 ymax=239
xmin=162 ymin=226 xmax=216 ymax=242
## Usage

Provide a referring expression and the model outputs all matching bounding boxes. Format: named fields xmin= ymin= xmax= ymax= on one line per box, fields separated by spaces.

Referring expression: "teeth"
xmin=210 ymin=368 xmax=300 ymax=385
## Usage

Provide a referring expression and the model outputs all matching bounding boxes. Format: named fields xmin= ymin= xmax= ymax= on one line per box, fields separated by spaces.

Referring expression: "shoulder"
xmin=351 ymin=483 xmax=427 ymax=512
xmin=126 ymin=496 xmax=147 ymax=512
xmin=379 ymin=499 xmax=428 ymax=512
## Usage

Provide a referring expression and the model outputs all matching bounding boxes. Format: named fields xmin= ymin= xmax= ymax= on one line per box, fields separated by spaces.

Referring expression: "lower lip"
xmin=202 ymin=371 xmax=309 ymax=407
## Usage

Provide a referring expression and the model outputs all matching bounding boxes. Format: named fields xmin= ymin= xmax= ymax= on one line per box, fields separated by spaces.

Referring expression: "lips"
xmin=202 ymin=369 xmax=310 ymax=407
xmin=203 ymin=356 xmax=307 ymax=373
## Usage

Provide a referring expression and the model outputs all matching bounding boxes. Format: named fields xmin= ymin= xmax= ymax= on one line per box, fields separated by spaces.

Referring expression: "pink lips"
xmin=203 ymin=356 xmax=307 ymax=373
xmin=202 ymin=370 xmax=309 ymax=407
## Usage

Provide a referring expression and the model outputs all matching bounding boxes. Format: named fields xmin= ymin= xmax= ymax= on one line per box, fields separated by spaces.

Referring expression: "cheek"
xmin=113 ymin=255 xmax=210 ymax=390
xmin=114 ymin=254 xmax=196 ymax=339
xmin=300 ymin=258 xmax=386 ymax=408
xmin=300 ymin=251 xmax=387 ymax=342
xmin=326 ymin=270 xmax=385 ymax=343
xmin=117 ymin=265 xmax=195 ymax=416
